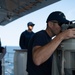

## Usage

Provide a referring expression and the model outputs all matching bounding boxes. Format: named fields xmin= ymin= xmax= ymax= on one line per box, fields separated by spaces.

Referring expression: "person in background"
xmin=0 ymin=39 xmax=6 ymax=75
xmin=19 ymin=22 xmax=35 ymax=49
xmin=26 ymin=11 xmax=75 ymax=75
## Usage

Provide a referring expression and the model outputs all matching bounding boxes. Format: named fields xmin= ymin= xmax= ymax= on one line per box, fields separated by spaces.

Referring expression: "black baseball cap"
xmin=27 ymin=22 xmax=35 ymax=26
xmin=46 ymin=11 xmax=71 ymax=26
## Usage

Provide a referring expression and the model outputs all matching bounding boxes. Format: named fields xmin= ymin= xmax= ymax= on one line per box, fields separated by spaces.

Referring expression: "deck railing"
xmin=2 ymin=49 xmax=28 ymax=75
xmin=2 ymin=52 xmax=14 ymax=75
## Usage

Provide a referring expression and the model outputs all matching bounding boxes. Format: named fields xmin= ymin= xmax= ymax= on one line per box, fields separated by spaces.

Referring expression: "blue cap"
xmin=46 ymin=11 xmax=71 ymax=26
xmin=27 ymin=22 xmax=35 ymax=26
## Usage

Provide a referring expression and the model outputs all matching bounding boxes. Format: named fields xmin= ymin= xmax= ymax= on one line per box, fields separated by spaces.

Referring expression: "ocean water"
xmin=4 ymin=46 xmax=20 ymax=75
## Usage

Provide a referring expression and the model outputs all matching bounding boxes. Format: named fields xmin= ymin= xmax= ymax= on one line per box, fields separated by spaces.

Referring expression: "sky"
xmin=0 ymin=0 xmax=75 ymax=46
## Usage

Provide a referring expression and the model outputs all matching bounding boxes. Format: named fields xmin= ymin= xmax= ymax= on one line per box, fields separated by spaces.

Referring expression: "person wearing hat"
xmin=19 ymin=22 xmax=35 ymax=49
xmin=26 ymin=11 xmax=75 ymax=75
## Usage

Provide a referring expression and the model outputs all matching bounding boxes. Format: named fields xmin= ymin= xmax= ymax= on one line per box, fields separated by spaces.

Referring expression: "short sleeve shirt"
xmin=27 ymin=30 xmax=53 ymax=75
